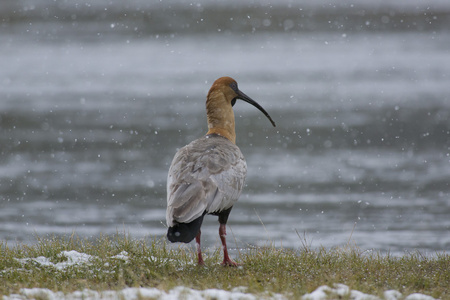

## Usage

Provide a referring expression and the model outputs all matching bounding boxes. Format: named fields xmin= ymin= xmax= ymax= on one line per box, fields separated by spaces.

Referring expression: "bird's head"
xmin=207 ymin=76 xmax=276 ymax=128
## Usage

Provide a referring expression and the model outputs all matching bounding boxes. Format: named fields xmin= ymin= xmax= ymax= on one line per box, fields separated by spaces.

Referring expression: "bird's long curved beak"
xmin=237 ymin=90 xmax=276 ymax=127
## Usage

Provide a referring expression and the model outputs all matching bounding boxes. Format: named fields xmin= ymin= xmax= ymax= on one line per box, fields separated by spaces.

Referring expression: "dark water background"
xmin=1 ymin=0 xmax=449 ymax=255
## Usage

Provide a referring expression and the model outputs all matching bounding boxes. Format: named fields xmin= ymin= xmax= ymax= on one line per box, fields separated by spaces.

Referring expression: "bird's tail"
xmin=167 ymin=214 xmax=205 ymax=243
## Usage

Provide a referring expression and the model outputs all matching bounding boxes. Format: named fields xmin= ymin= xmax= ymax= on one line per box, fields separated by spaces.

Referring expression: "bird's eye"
xmin=229 ymin=82 xmax=239 ymax=93
xmin=231 ymin=98 xmax=236 ymax=106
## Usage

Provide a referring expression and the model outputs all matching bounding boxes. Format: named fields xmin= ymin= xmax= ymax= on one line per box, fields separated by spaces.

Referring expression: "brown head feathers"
xmin=205 ymin=76 xmax=276 ymax=144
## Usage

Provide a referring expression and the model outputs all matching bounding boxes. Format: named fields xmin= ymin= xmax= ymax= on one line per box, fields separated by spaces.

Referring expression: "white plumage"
xmin=166 ymin=134 xmax=246 ymax=227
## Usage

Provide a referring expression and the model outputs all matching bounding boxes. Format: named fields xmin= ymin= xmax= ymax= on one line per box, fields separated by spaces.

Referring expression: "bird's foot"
xmin=197 ymin=259 xmax=205 ymax=266
xmin=221 ymin=258 xmax=240 ymax=267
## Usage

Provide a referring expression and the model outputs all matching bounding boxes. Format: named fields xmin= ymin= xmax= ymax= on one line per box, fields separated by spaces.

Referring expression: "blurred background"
xmin=1 ymin=0 xmax=449 ymax=255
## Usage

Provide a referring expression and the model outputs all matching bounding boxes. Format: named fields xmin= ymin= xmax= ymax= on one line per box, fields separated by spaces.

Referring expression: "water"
xmin=1 ymin=0 xmax=449 ymax=255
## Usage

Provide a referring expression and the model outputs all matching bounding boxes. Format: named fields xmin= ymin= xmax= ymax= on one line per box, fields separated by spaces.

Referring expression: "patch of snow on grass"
xmin=4 ymin=286 xmax=286 ymax=300
xmin=3 ymin=285 xmax=437 ymax=300
xmin=57 ymin=251 xmax=93 ymax=269
xmin=15 ymin=251 xmax=93 ymax=270
xmin=384 ymin=290 xmax=403 ymax=300
xmin=301 ymin=284 xmax=436 ymax=300
xmin=405 ymin=294 xmax=436 ymax=300
xmin=111 ymin=251 xmax=129 ymax=261
xmin=14 ymin=250 xmax=196 ymax=273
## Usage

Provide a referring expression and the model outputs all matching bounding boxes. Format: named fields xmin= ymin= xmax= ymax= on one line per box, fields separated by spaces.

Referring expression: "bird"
xmin=166 ymin=76 xmax=276 ymax=266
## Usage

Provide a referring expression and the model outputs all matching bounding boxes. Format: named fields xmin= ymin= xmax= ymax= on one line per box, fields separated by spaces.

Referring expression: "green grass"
xmin=1 ymin=234 xmax=449 ymax=299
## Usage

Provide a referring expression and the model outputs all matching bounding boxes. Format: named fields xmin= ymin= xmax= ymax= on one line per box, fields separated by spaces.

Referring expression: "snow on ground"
xmin=300 ymin=284 xmax=436 ymax=300
xmin=15 ymin=250 xmax=95 ymax=270
xmin=6 ymin=251 xmax=437 ymax=300
xmin=3 ymin=285 xmax=437 ymax=300
xmin=4 ymin=286 xmax=284 ymax=300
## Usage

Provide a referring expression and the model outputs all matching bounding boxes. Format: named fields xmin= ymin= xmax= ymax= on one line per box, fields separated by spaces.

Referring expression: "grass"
xmin=0 ymin=233 xmax=449 ymax=299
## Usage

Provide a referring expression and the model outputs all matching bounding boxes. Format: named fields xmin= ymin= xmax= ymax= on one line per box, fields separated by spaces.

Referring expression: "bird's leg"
xmin=219 ymin=223 xmax=239 ymax=266
xmin=195 ymin=230 xmax=205 ymax=265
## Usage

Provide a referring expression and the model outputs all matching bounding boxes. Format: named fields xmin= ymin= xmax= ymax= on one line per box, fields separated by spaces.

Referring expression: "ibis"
xmin=166 ymin=76 xmax=276 ymax=266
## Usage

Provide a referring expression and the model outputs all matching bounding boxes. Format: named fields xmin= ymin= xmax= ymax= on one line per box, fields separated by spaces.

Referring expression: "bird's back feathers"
xmin=166 ymin=134 xmax=247 ymax=242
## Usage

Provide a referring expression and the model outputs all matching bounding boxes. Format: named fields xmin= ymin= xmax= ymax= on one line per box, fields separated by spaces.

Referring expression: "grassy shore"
xmin=1 ymin=234 xmax=448 ymax=299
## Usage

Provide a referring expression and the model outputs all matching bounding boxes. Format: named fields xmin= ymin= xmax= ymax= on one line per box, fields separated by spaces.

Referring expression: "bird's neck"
xmin=205 ymin=90 xmax=236 ymax=144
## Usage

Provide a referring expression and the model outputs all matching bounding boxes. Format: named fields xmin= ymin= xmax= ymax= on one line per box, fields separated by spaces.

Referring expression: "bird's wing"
xmin=166 ymin=136 xmax=246 ymax=226
xmin=205 ymin=143 xmax=247 ymax=213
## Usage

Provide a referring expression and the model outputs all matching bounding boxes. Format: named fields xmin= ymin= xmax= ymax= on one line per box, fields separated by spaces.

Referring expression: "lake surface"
xmin=1 ymin=0 xmax=449 ymax=256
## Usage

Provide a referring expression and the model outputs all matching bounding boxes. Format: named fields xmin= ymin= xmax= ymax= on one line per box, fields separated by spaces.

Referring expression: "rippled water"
xmin=1 ymin=0 xmax=449 ymax=255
